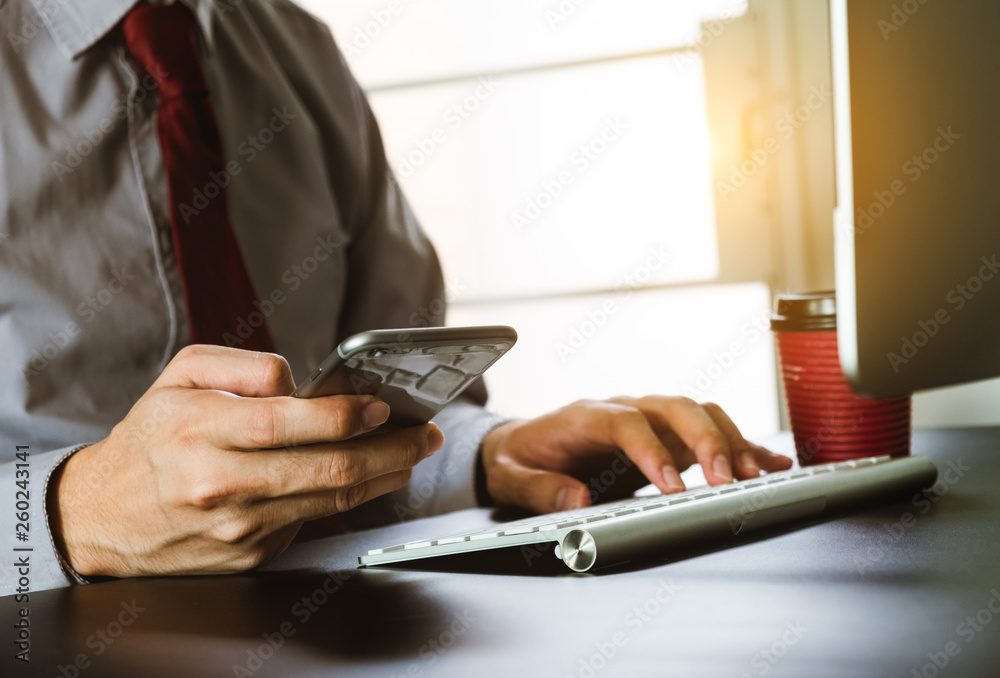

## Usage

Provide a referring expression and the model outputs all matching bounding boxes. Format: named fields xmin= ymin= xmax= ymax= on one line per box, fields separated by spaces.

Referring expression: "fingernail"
xmin=363 ymin=401 xmax=390 ymax=429
xmin=713 ymin=455 xmax=733 ymax=483
xmin=555 ymin=487 xmax=584 ymax=512
xmin=739 ymin=451 xmax=760 ymax=477
xmin=662 ymin=466 xmax=685 ymax=493
xmin=425 ymin=425 xmax=444 ymax=455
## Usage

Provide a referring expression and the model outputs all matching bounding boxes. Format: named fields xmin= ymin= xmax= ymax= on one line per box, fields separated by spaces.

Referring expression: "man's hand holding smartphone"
xmin=50 ymin=344 xmax=443 ymax=579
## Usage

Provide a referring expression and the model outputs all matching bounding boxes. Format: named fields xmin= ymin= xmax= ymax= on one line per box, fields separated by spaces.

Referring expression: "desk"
xmin=3 ymin=427 xmax=999 ymax=677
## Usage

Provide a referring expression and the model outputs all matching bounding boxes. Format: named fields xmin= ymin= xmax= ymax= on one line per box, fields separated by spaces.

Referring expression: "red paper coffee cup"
xmin=771 ymin=291 xmax=911 ymax=465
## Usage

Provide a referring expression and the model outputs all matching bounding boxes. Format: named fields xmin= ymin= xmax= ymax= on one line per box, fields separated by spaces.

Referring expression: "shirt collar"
xmin=31 ymin=0 xmax=216 ymax=60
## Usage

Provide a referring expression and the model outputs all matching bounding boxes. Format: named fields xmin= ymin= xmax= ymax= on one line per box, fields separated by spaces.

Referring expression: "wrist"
xmin=48 ymin=442 xmax=117 ymax=578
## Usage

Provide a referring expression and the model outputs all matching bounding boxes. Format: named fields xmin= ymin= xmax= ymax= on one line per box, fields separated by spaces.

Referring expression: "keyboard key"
xmin=501 ymin=526 xmax=539 ymax=536
xmin=403 ymin=541 xmax=433 ymax=550
xmin=435 ymin=536 xmax=470 ymax=545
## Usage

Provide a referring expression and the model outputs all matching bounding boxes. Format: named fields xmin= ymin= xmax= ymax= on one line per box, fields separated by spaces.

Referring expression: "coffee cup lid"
xmin=770 ymin=291 xmax=837 ymax=331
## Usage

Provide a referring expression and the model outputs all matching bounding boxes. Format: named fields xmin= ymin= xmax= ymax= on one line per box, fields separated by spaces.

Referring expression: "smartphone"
xmin=292 ymin=325 xmax=517 ymax=427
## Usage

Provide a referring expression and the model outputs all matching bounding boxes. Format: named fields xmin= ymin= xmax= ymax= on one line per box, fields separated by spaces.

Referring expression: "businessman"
xmin=0 ymin=0 xmax=790 ymax=594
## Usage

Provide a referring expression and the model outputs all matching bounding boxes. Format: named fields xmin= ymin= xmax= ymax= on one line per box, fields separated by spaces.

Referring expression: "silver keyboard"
xmin=360 ymin=454 xmax=938 ymax=572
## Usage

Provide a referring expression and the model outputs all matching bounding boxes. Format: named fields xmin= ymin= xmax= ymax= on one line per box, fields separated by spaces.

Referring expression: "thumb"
xmin=490 ymin=462 xmax=591 ymax=515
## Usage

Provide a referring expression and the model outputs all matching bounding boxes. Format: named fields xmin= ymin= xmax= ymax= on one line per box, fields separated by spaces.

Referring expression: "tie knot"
xmin=122 ymin=3 xmax=207 ymax=100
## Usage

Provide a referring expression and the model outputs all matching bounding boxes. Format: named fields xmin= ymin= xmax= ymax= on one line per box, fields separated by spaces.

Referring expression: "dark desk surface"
xmin=4 ymin=427 xmax=999 ymax=678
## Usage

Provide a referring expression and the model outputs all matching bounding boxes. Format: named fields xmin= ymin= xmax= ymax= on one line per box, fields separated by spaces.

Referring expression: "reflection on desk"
xmin=2 ymin=428 xmax=998 ymax=678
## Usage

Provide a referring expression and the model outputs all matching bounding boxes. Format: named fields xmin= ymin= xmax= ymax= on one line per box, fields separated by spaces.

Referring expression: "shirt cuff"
xmin=1 ymin=444 xmax=91 ymax=597
xmin=413 ymin=400 xmax=508 ymax=516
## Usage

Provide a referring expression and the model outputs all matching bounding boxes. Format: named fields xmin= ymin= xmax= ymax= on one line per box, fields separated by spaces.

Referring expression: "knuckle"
xmin=244 ymin=400 xmax=282 ymax=448
xmin=324 ymin=401 xmax=357 ymax=439
xmin=336 ymin=482 xmax=369 ymax=514
xmin=404 ymin=431 xmax=428 ymax=466
xmin=257 ymin=353 xmax=292 ymax=387
xmin=700 ymin=429 xmax=730 ymax=454
xmin=175 ymin=344 xmax=208 ymax=361
xmin=671 ymin=396 xmax=698 ymax=409
xmin=210 ymin=514 xmax=262 ymax=546
xmin=186 ymin=479 xmax=230 ymax=510
xmin=610 ymin=406 xmax=645 ymax=427
xmin=622 ymin=406 xmax=645 ymax=421
xmin=179 ymin=391 xmax=217 ymax=437
xmin=165 ymin=345 xmax=204 ymax=378
xmin=701 ymin=401 xmax=722 ymax=414
xmin=327 ymin=452 xmax=363 ymax=488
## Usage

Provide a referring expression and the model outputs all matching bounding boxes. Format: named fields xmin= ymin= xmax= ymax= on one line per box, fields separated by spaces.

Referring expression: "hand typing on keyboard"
xmin=480 ymin=396 xmax=793 ymax=515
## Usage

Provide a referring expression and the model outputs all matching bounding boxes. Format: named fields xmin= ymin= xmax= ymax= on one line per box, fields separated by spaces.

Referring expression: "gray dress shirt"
xmin=0 ymin=0 xmax=504 ymax=596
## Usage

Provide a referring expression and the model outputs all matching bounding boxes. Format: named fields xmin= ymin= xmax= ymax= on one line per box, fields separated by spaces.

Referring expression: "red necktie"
xmin=122 ymin=3 xmax=345 ymax=539
xmin=122 ymin=3 xmax=276 ymax=353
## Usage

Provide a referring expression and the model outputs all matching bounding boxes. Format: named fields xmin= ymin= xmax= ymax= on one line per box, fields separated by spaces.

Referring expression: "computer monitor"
xmin=831 ymin=0 xmax=1000 ymax=398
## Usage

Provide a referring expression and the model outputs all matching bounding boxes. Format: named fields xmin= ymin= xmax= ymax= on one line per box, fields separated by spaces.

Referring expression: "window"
xmin=300 ymin=0 xmax=779 ymax=438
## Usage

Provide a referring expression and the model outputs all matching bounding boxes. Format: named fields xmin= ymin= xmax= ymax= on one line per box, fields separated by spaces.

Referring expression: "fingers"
xmin=700 ymin=402 xmax=761 ymax=480
xmin=269 ymin=469 xmax=415 ymax=523
xmin=564 ymin=402 xmax=687 ymax=495
xmin=488 ymin=461 xmax=591 ymax=515
xmin=612 ymin=396 xmax=789 ymax=485
xmin=225 ymin=424 xmax=444 ymax=500
xmin=195 ymin=390 xmax=391 ymax=449
xmin=157 ymin=344 xmax=296 ymax=397
xmin=631 ymin=397 xmax=738 ymax=485
xmin=696 ymin=403 xmax=793 ymax=478
xmin=749 ymin=442 xmax=794 ymax=472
